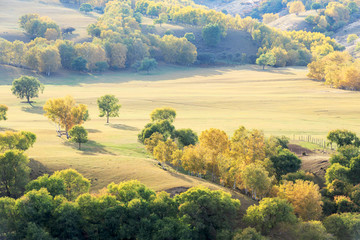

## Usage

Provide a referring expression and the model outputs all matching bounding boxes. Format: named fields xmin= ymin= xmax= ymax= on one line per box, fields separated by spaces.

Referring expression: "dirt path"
xmin=288 ymin=144 xmax=330 ymax=186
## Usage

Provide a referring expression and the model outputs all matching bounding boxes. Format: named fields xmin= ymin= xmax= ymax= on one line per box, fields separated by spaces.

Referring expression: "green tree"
xmin=323 ymin=213 xmax=360 ymax=239
xmin=69 ymin=125 xmax=88 ymax=150
xmin=347 ymin=34 xmax=358 ymax=44
xmin=56 ymin=40 xmax=76 ymax=70
xmin=0 ymin=105 xmax=8 ymax=121
xmin=0 ymin=150 xmax=30 ymax=197
xmin=138 ymin=57 xmax=157 ymax=73
xmin=202 ymin=23 xmax=221 ymax=47
xmin=270 ymin=148 xmax=301 ymax=179
xmin=138 ymin=120 xmax=175 ymax=143
xmin=233 ymin=227 xmax=267 ymax=240
xmin=71 ymin=56 xmax=87 ymax=71
xmin=25 ymin=174 xmax=66 ymax=197
xmin=95 ymin=61 xmax=109 ymax=72
xmin=97 ymin=95 xmax=121 ymax=124
xmin=184 ymin=32 xmax=195 ymax=42
xmin=53 ymin=169 xmax=90 ymax=201
xmin=325 ymin=163 xmax=350 ymax=184
xmin=150 ymin=107 xmax=176 ymax=123
xmin=11 ymin=76 xmax=44 ymax=104
xmin=256 ymin=52 xmax=276 ymax=69
xmin=80 ymin=3 xmax=93 ymax=13
xmin=327 ymin=129 xmax=360 ymax=147
xmin=175 ymin=186 xmax=240 ymax=239
xmin=244 ymin=197 xmax=297 ymax=234
xmin=0 ymin=131 xmax=36 ymax=152
xmin=242 ymin=163 xmax=273 ymax=200
xmin=174 ymin=128 xmax=198 ymax=147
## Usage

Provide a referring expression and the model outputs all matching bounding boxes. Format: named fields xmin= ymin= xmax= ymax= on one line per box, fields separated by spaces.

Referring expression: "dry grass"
xmin=1 ymin=63 xmax=360 ymax=207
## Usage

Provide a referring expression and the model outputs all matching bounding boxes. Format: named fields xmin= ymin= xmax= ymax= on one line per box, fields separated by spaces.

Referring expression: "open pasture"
xmin=0 ymin=64 xmax=359 ymax=202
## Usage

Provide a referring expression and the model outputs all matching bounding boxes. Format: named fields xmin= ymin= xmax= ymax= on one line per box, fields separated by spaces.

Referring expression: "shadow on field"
xmin=0 ymin=126 xmax=14 ymax=132
xmin=87 ymin=129 xmax=102 ymax=133
xmin=63 ymin=140 xmax=115 ymax=156
xmin=109 ymin=123 xmax=139 ymax=131
xmin=21 ymin=105 xmax=45 ymax=115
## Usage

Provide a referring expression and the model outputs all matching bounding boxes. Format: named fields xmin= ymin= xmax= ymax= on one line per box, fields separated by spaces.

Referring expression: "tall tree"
xmin=0 ymin=150 xmax=30 ymax=197
xmin=288 ymin=1 xmax=306 ymax=15
xmin=0 ymin=105 xmax=8 ymax=121
xmin=43 ymin=95 xmax=88 ymax=138
xmin=11 ymin=76 xmax=44 ymax=104
xmin=202 ymin=24 xmax=221 ymax=47
xmin=97 ymin=95 xmax=121 ymax=124
xmin=69 ymin=126 xmax=88 ymax=150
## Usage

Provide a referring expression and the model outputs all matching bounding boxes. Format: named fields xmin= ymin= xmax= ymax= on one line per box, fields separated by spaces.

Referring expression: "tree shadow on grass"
xmin=109 ymin=123 xmax=139 ymax=131
xmin=87 ymin=129 xmax=102 ymax=133
xmin=0 ymin=126 xmax=14 ymax=132
xmin=63 ymin=140 xmax=115 ymax=156
xmin=21 ymin=105 xmax=45 ymax=115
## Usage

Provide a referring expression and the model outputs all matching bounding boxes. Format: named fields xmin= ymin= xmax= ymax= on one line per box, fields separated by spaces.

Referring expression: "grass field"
xmin=1 ymin=63 xmax=360 ymax=207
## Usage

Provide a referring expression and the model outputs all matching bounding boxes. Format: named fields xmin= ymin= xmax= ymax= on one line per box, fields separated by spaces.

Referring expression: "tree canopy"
xmin=0 ymin=105 xmax=8 ymax=121
xmin=11 ymin=76 xmax=44 ymax=103
xmin=69 ymin=126 xmax=88 ymax=150
xmin=97 ymin=95 xmax=121 ymax=123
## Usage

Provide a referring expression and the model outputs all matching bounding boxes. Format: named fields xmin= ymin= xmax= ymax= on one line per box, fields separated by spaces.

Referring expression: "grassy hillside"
xmin=1 ymin=64 xmax=360 ymax=196
xmin=0 ymin=0 xmax=97 ymax=42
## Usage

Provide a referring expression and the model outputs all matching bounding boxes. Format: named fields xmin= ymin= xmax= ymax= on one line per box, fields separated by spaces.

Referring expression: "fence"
xmin=290 ymin=134 xmax=335 ymax=150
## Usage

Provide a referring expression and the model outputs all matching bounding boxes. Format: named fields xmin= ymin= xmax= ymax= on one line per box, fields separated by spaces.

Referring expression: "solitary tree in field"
xmin=11 ymin=76 xmax=44 ymax=104
xmin=0 ymin=105 xmax=8 ymax=121
xmin=97 ymin=95 xmax=121 ymax=124
xmin=69 ymin=126 xmax=88 ymax=150
xmin=43 ymin=95 xmax=88 ymax=138
xmin=256 ymin=52 xmax=276 ymax=70
xmin=80 ymin=3 xmax=93 ymax=14
xmin=327 ymin=129 xmax=360 ymax=147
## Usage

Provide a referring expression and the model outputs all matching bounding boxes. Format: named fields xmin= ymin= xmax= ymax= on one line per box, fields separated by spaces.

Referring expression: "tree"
xmin=0 ymin=131 xmax=36 ymax=152
xmin=138 ymin=120 xmax=175 ymax=143
xmin=144 ymin=132 xmax=164 ymax=154
xmin=52 ymin=169 xmax=90 ymax=201
xmin=202 ymin=23 xmax=221 ymax=47
xmin=175 ymin=186 xmax=240 ymax=239
xmin=69 ymin=126 xmax=88 ymax=150
xmin=43 ymin=95 xmax=88 ymax=137
xmin=256 ymin=52 xmax=276 ymax=69
xmin=11 ymin=76 xmax=44 ymax=104
xmin=95 ymin=61 xmax=109 ymax=72
xmin=80 ymin=3 xmax=93 ymax=13
xmin=97 ymin=95 xmax=121 ymax=124
xmin=56 ymin=40 xmax=76 ymax=70
xmin=347 ymin=34 xmax=358 ymax=44
xmin=71 ymin=57 xmax=87 ymax=71
xmin=278 ymin=180 xmax=322 ymax=221
xmin=327 ymin=129 xmax=360 ymax=147
xmin=0 ymin=105 xmax=8 ymax=121
xmin=233 ymin=227 xmax=267 ymax=240
xmin=44 ymin=28 xmax=59 ymax=41
xmin=37 ymin=46 xmax=61 ymax=76
xmin=138 ymin=58 xmax=157 ymax=73
xmin=0 ymin=150 xmax=30 ymax=197
xmin=311 ymin=2 xmax=322 ymax=10
xmin=174 ymin=128 xmax=198 ymax=147
xmin=244 ymin=197 xmax=297 ymax=234
xmin=150 ymin=107 xmax=176 ymax=123
xmin=153 ymin=139 xmax=178 ymax=167
xmin=25 ymin=174 xmax=66 ymax=197
xmin=153 ymin=13 xmax=168 ymax=26
xmin=288 ymin=1 xmax=305 ymax=15
xmin=104 ymin=42 xmax=127 ymax=69
xmin=242 ymin=163 xmax=273 ymax=200
xmin=325 ymin=163 xmax=350 ymax=184
xmin=184 ymin=32 xmax=195 ymax=42
xmin=160 ymin=35 xmax=197 ymax=65
xmin=270 ymin=148 xmax=301 ymax=179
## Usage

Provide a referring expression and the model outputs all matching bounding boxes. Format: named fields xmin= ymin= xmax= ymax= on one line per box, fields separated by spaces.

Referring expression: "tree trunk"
xmin=27 ymin=95 xmax=30 ymax=103
xmin=79 ymin=142 xmax=81 ymax=150
xmin=263 ymin=65 xmax=265 ymax=70
xmin=107 ymin=112 xmax=109 ymax=124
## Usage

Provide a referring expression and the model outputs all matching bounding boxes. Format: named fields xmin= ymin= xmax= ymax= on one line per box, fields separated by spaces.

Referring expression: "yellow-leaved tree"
xmin=278 ymin=180 xmax=322 ymax=221
xmin=288 ymin=1 xmax=306 ymax=15
xmin=43 ymin=95 xmax=88 ymax=138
